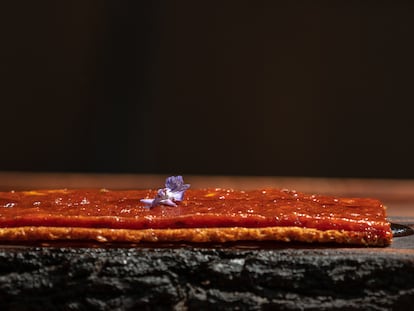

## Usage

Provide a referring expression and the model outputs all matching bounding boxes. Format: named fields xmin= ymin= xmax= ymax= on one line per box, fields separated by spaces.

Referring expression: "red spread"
xmin=0 ymin=188 xmax=390 ymax=239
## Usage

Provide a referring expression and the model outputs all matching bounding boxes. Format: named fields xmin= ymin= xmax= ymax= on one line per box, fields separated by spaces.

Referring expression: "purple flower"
xmin=141 ymin=176 xmax=190 ymax=208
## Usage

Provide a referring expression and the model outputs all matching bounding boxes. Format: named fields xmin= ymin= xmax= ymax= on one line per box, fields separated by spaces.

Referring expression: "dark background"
xmin=1 ymin=1 xmax=414 ymax=178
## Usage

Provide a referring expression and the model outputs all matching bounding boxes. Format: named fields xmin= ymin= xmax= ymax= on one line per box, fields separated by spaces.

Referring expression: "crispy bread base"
xmin=0 ymin=226 xmax=391 ymax=246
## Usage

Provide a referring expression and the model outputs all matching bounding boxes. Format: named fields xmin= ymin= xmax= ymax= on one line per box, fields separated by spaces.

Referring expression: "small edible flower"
xmin=141 ymin=176 xmax=190 ymax=208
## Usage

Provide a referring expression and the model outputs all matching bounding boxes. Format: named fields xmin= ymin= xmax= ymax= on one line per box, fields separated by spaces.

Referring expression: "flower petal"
xmin=141 ymin=176 xmax=190 ymax=208
xmin=140 ymin=198 xmax=155 ymax=206
xmin=165 ymin=176 xmax=190 ymax=192
xmin=167 ymin=189 xmax=185 ymax=201
xmin=165 ymin=176 xmax=181 ymax=191
xmin=160 ymin=199 xmax=177 ymax=207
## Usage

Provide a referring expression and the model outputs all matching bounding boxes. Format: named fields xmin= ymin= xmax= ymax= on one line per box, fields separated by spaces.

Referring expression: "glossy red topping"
xmin=0 ymin=188 xmax=391 ymax=238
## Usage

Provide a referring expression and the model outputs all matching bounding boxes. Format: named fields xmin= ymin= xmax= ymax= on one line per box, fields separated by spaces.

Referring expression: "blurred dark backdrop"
xmin=1 ymin=0 xmax=414 ymax=178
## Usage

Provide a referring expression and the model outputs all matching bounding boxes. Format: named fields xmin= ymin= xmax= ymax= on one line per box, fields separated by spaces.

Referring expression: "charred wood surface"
xmin=0 ymin=245 xmax=413 ymax=310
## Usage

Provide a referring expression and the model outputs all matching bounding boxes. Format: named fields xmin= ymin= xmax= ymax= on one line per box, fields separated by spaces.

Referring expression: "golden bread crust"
xmin=0 ymin=225 xmax=391 ymax=246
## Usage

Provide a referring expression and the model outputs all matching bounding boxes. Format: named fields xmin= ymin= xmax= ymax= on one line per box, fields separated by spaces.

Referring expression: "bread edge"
xmin=0 ymin=226 xmax=392 ymax=246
